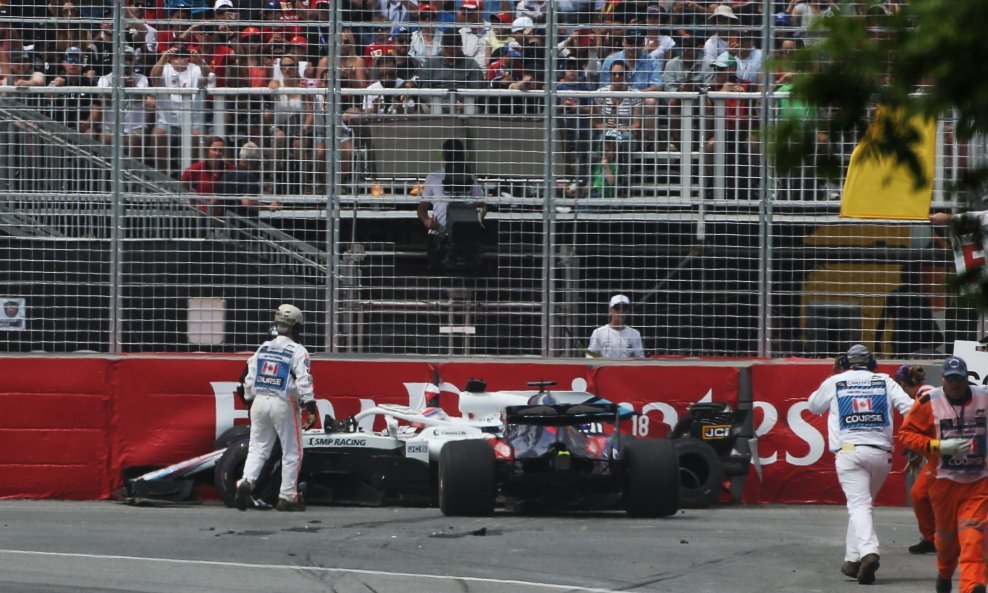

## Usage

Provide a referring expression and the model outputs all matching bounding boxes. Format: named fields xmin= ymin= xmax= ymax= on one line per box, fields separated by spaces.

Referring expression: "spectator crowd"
xmin=0 ymin=0 xmax=903 ymax=200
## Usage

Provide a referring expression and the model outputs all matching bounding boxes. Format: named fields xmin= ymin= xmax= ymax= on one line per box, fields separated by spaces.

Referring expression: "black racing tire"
xmin=624 ymin=439 xmax=679 ymax=517
xmin=214 ymin=440 xmax=281 ymax=508
xmin=673 ymin=437 xmax=724 ymax=509
xmin=438 ymin=440 xmax=496 ymax=516
xmin=213 ymin=425 xmax=251 ymax=451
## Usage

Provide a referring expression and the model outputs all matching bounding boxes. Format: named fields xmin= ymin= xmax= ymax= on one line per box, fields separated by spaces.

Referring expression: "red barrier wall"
xmin=0 ymin=359 xmax=112 ymax=499
xmin=0 ymin=356 xmax=911 ymax=505
xmin=744 ymin=362 xmax=908 ymax=506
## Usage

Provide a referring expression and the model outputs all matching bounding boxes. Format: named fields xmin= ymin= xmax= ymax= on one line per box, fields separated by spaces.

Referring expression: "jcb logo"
xmin=702 ymin=425 xmax=731 ymax=440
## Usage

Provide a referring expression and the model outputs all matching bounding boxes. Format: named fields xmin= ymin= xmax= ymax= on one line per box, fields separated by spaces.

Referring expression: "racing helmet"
xmin=274 ymin=303 xmax=303 ymax=331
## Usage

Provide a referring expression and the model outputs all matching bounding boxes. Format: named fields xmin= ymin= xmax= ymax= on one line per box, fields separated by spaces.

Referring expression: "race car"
xmin=124 ymin=382 xmax=678 ymax=515
xmin=437 ymin=382 xmax=680 ymax=518
xmin=125 ymin=404 xmax=498 ymax=507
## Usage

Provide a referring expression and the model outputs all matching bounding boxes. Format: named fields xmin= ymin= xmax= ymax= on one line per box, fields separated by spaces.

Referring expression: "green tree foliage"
xmin=771 ymin=0 xmax=988 ymax=191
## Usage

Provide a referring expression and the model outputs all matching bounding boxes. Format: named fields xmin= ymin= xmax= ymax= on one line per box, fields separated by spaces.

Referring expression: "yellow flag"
xmin=839 ymin=110 xmax=936 ymax=220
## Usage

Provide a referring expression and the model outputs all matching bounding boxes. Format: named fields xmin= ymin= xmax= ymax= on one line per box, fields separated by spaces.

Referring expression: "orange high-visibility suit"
xmin=900 ymin=385 xmax=988 ymax=593
xmin=908 ymin=384 xmax=938 ymax=545
xmin=911 ymin=456 xmax=937 ymax=543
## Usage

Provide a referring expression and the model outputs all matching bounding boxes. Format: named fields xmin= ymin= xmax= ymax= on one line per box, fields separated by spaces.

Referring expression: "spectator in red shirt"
xmin=187 ymin=24 xmax=236 ymax=86
xmin=181 ymin=136 xmax=235 ymax=216
xmin=363 ymin=21 xmax=397 ymax=68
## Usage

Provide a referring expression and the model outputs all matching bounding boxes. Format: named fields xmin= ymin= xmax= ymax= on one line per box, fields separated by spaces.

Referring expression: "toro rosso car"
xmin=437 ymin=381 xmax=680 ymax=517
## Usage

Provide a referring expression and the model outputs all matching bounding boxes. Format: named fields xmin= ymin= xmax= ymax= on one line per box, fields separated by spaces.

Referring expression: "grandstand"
xmin=0 ymin=1 xmax=981 ymax=358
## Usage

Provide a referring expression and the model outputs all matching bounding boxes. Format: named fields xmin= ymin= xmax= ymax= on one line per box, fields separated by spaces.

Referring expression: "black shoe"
xmin=935 ymin=577 xmax=951 ymax=593
xmin=841 ymin=561 xmax=861 ymax=579
xmin=857 ymin=553 xmax=880 ymax=585
xmin=971 ymin=585 xmax=985 ymax=593
xmin=275 ymin=497 xmax=305 ymax=512
xmin=908 ymin=538 xmax=936 ymax=554
xmin=234 ymin=479 xmax=252 ymax=512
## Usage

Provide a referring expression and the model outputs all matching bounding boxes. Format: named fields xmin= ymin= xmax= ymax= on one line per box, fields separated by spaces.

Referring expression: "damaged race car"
xmin=125 ymin=404 xmax=498 ymax=508
xmin=124 ymin=380 xmax=690 ymax=517
xmin=438 ymin=381 xmax=680 ymax=518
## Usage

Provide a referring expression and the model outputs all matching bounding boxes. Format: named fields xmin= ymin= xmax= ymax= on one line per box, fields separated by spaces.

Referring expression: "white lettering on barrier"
xmin=785 ymin=401 xmax=826 ymax=467
xmin=210 ymin=379 xmax=835 ymax=469
xmin=212 ymin=381 xmax=336 ymax=440
xmin=751 ymin=400 xmax=826 ymax=468
xmin=752 ymin=401 xmax=778 ymax=465
xmin=211 ymin=381 xmax=248 ymax=442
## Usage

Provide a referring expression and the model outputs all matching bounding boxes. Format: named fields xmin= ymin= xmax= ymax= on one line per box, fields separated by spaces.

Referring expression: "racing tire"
xmin=624 ymin=439 xmax=679 ymax=518
xmin=214 ymin=440 xmax=281 ymax=508
xmin=213 ymin=425 xmax=251 ymax=451
xmin=438 ymin=440 xmax=495 ymax=517
xmin=673 ymin=437 xmax=723 ymax=509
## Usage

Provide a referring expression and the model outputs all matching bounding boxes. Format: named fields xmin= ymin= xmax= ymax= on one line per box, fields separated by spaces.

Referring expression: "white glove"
xmin=939 ymin=438 xmax=972 ymax=457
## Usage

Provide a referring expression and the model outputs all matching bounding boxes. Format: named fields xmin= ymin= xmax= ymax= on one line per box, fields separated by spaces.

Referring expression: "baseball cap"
xmin=646 ymin=3 xmax=662 ymax=15
xmin=845 ymin=344 xmax=872 ymax=367
xmin=512 ymin=16 xmax=535 ymax=33
xmin=214 ymin=0 xmax=233 ymax=9
xmin=288 ymin=34 xmax=308 ymax=47
xmin=240 ymin=25 xmax=262 ymax=39
xmin=943 ymin=356 xmax=968 ymax=380
xmin=573 ymin=27 xmax=594 ymax=47
xmin=609 ymin=294 xmax=631 ymax=308
xmin=503 ymin=40 xmax=523 ymax=58
xmin=461 ymin=0 xmax=481 ymax=9
xmin=66 ymin=46 xmax=82 ymax=56
xmin=419 ymin=1 xmax=437 ymax=10
xmin=391 ymin=26 xmax=412 ymax=39
xmin=493 ymin=11 xmax=513 ymax=24
xmin=709 ymin=4 xmax=739 ymax=20
xmin=712 ymin=51 xmax=736 ymax=69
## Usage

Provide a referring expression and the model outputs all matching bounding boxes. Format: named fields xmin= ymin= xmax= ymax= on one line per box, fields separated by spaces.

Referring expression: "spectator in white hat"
xmin=703 ymin=4 xmax=739 ymax=66
xmin=587 ymin=294 xmax=645 ymax=358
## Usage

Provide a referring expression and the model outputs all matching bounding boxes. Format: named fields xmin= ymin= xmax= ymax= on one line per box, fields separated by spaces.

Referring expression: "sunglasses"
xmin=281 ymin=61 xmax=297 ymax=68
xmin=65 ymin=56 xmax=81 ymax=64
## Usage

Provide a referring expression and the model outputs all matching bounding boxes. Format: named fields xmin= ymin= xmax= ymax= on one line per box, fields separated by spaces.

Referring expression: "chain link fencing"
xmin=0 ymin=1 xmax=980 ymax=358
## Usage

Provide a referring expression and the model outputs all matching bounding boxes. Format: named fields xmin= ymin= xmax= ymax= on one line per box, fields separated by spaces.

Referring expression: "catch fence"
xmin=0 ymin=3 xmax=980 ymax=358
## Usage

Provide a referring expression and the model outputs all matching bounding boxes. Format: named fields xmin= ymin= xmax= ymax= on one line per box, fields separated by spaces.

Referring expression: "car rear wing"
xmin=504 ymin=403 xmax=620 ymax=427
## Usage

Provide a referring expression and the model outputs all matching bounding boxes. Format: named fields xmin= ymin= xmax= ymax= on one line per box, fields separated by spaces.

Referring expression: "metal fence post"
xmin=108 ymin=0 xmax=124 ymax=354
xmin=758 ymin=0 xmax=773 ymax=357
xmin=541 ymin=9 xmax=558 ymax=357
xmin=326 ymin=7 xmax=340 ymax=353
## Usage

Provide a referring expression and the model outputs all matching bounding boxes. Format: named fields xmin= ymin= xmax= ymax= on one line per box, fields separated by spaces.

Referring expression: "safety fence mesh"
xmin=0 ymin=2 xmax=980 ymax=358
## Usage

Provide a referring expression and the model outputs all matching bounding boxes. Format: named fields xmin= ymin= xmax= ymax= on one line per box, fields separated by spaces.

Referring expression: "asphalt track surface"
xmin=0 ymin=501 xmax=948 ymax=593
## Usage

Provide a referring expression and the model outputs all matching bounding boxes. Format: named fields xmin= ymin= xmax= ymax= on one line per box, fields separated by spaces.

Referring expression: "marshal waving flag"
xmin=839 ymin=109 xmax=937 ymax=220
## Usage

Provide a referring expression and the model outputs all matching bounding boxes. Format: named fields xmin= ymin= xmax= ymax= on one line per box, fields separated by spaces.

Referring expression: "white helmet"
xmin=274 ymin=304 xmax=304 ymax=329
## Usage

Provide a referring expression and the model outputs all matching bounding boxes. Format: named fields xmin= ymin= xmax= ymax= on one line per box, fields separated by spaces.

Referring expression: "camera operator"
xmin=417 ymin=138 xmax=487 ymax=272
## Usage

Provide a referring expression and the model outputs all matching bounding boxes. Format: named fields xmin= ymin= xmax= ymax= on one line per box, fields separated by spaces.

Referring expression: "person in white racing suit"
xmin=236 ymin=304 xmax=317 ymax=512
xmin=807 ymin=343 xmax=913 ymax=585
